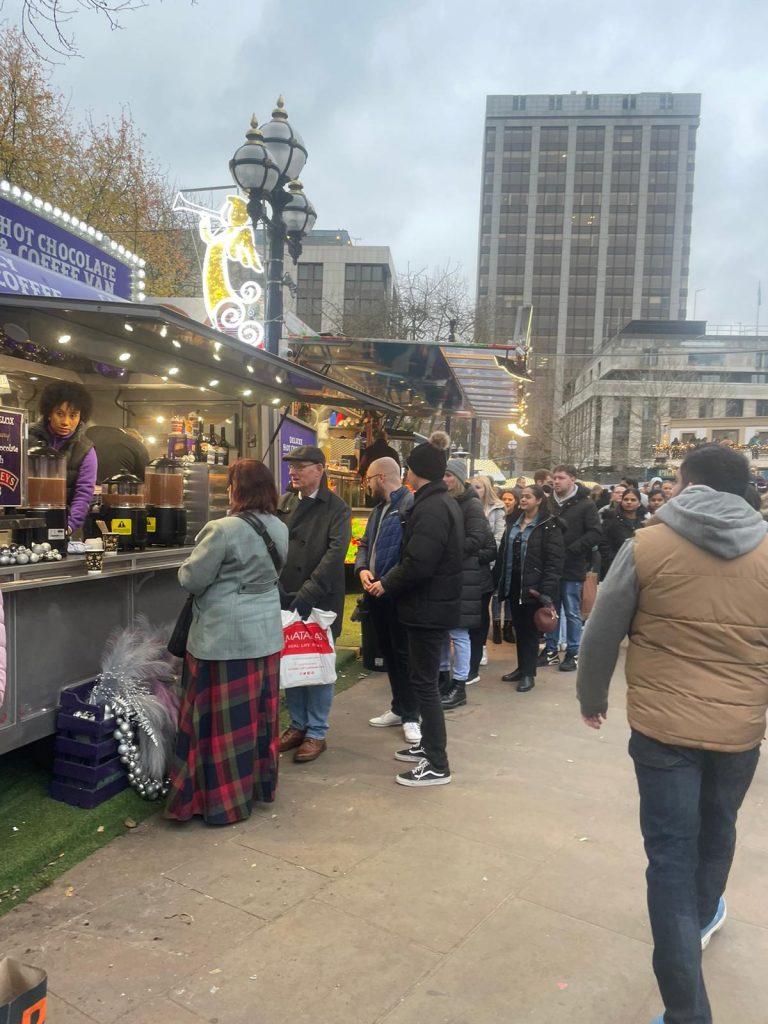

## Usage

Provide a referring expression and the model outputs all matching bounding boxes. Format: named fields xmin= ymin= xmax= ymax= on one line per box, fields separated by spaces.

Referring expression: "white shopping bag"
xmin=280 ymin=608 xmax=338 ymax=688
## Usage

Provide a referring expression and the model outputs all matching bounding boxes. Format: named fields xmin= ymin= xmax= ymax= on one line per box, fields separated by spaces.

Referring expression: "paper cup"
xmin=85 ymin=550 xmax=104 ymax=574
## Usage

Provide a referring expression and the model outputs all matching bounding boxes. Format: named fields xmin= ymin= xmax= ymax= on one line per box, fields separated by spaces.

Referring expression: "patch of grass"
xmin=0 ymin=749 xmax=159 ymax=919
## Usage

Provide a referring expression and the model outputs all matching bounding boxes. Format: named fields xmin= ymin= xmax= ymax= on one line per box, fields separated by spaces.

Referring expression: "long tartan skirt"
xmin=165 ymin=651 xmax=281 ymax=825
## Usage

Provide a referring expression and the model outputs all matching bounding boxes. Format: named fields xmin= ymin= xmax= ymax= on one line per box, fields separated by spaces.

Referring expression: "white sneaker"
xmin=466 ymin=675 xmax=480 ymax=685
xmin=369 ymin=710 xmax=402 ymax=728
xmin=403 ymin=720 xmax=422 ymax=744
xmin=480 ymin=646 xmax=488 ymax=666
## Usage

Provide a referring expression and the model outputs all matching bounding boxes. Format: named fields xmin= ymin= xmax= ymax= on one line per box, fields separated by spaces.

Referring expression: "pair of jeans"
xmin=545 ymin=579 xmax=582 ymax=656
xmin=510 ymin=602 xmax=539 ymax=677
xmin=469 ymin=592 xmax=494 ymax=677
xmin=368 ymin=597 xmax=419 ymax=722
xmin=629 ymin=729 xmax=760 ymax=1024
xmin=406 ymin=626 xmax=449 ymax=771
xmin=285 ymin=683 xmax=335 ymax=740
xmin=439 ymin=627 xmax=471 ymax=681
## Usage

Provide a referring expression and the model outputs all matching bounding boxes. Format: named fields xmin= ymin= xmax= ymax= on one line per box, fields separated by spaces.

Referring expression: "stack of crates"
xmin=49 ymin=681 xmax=129 ymax=808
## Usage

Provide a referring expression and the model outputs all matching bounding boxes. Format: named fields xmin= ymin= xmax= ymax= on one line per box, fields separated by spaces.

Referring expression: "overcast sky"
xmin=8 ymin=0 xmax=767 ymax=329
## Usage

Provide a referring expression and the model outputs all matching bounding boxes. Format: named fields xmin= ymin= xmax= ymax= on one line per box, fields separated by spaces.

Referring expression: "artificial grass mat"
xmin=0 ymin=590 xmax=366 ymax=919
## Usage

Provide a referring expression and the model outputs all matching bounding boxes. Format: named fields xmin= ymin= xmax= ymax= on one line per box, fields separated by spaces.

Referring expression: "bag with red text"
xmin=280 ymin=609 xmax=337 ymax=688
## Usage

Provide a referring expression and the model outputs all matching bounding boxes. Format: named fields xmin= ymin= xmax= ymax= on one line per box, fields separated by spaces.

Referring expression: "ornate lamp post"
xmin=229 ymin=97 xmax=316 ymax=354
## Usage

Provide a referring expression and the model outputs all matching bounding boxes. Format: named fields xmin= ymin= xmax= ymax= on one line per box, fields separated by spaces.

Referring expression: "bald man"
xmin=354 ymin=457 xmax=419 ymax=744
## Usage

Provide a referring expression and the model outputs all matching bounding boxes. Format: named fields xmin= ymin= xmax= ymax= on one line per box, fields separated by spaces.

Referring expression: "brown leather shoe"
xmin=279 ymin=727 xmax=306 ymax=753
xmin=293 ymin=738 xmax=327 ymax=763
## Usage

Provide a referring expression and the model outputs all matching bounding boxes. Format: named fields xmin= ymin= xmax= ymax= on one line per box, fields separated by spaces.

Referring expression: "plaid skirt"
xmin=165 ymin=651 xmax=281 ymax=825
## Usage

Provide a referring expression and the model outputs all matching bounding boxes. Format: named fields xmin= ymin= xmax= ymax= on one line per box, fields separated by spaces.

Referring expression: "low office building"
xmin=556 ymin=319 xmax=768 ymax=476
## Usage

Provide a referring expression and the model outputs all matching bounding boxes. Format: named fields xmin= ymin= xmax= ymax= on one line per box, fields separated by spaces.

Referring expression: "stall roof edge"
xmin=0 ymin=295 xmax=400 ymax=415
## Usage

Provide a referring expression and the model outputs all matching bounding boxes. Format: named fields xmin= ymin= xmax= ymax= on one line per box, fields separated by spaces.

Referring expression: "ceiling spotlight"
xmin=168 ymin=367 xmax=179 ymax=376
xmin=118 ymin=352 xmax=131 ymax=362
xmin=124 ymin=323 xmax=134 ymax=332
xmin=242 ymin=389 xmax=253 ymax=397
xmin=208 ymin=379 xmax=220 ymax=387
xmin=159 ymin=326 xmax=168 ymax=338
xmin=57 ymin=334 xmax=71 ymax=344
xmin=172 ymin=339 xmax=182 ymax=349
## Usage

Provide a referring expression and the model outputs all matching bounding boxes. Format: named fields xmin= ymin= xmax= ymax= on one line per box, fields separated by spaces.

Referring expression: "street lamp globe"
xmin=229 ymin=115 xmax=280 ymax=197
xmin=261 ymin=96 xmax=308 ymax=181
xmin=282 ymin=180 xmax=316 ymax=234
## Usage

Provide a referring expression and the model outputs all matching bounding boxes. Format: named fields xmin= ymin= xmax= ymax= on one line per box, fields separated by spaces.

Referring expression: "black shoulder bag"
xmin=167 ymin=513 xmax=283 ymax=657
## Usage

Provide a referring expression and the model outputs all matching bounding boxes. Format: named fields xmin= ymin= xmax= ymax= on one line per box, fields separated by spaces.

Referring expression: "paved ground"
xmin=2 ymin=643 xmax=767 ymax=1024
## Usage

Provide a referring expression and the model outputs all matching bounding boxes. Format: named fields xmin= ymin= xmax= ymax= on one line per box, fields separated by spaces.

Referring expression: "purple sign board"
xmin=0 ymin=194 xmax=134 ymax=299
xmin=279 ymin=417 xmax=317 ymax=494
xmin=0 ymin=409 xmax=24 ymax=506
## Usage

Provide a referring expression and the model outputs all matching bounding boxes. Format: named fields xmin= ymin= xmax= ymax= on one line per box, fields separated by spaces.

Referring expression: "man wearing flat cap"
xmin=277 ymin=445 xmax=352 ymax=763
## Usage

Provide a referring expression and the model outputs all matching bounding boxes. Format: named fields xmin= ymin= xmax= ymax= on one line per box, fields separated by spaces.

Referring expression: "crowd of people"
xmin=162 ymin=436 xmax=768 ymax=1024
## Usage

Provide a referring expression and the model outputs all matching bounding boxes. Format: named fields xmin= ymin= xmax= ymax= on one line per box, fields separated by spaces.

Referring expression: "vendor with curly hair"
xmin=29 ymin=381 xmax=98 ymax=534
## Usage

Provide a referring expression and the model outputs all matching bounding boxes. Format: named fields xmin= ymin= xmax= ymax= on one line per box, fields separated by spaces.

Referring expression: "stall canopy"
xmin=289 ymin=337 xmax=522 ymax=420
xmin=0 ymin=295 xmax=400 ymax=414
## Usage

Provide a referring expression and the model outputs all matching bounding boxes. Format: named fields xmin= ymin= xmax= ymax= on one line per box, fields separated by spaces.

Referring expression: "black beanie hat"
xmin=406 ymin=430 xmax=450 ymax=482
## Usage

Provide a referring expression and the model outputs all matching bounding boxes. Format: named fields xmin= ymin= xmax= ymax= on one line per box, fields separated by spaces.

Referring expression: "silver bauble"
xmin=119 ymin=721 xmax=131 ymax=734
xmin=119 ymin=755 xmax=129 ymax=764
xmin=117 ymin=743 xmax=129 ymax=755
xmin=113 ymin=729 xmax=123 ymax=741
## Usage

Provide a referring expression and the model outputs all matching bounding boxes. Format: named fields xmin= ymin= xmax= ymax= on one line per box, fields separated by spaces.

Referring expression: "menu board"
xmin=0 ymin=409 xmax=24 ymax=506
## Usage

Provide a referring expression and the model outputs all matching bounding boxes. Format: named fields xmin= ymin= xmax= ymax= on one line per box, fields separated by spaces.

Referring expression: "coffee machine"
xmin=145 ymin=458 xmax=187 ymax=546
xmin=100 ymin=473 xmax=147 ymax=550
xmin=16 ymin=445 xmax=68 ymax=555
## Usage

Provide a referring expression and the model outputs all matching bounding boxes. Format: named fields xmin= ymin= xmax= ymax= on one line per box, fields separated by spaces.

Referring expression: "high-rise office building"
xmin=477 ymin=91 xmax=701 ymax=460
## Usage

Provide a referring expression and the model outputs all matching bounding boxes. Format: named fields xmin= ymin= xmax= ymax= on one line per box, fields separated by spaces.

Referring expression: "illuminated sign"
xmin=174 ymin=193 xmax=265 ymax=347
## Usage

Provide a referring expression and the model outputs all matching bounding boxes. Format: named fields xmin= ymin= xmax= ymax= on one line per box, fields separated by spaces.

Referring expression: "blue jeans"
xmin=545 ymin=579 xmax=582 ymax=656
xmin=285 ymin=683 xmax=335 ymax=740
xmin=629 ymin=729 xmax=760 ymax=1024
xmin=439 ymin=628 xmax=471 ymax=680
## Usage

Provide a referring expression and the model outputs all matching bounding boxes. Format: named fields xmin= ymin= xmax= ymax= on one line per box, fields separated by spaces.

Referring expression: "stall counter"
xmin=0 ymin=547 xmax=191 ymax=755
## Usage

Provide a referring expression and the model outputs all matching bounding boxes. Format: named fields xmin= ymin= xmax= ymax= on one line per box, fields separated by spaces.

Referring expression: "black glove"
xmin=539 ymin=594 xmax=553 ymax=606
xmin=291 ymin=595 xmax=313 ymax=620
xmin=278 ymin=585 xmax=295 ymax=611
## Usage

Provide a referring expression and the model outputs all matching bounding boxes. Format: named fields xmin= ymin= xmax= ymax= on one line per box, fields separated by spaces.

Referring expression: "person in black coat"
xmin=496 ymin=485 xmax=565 ymax=692
xmin=599 ymin=486 xmax=648 ymax=578
xmin=276 ymin=446 xmax=352 ymax=765
xmin=371 ymin=431 xmax=463 ymax=788
xmin=440 ymin=457 xmax=497 ymax=709
xmin=540 ymin=466 xmax=603 ymax=672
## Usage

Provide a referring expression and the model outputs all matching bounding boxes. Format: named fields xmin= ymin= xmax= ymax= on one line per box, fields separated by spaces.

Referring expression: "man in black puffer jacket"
xmin=539 ymin=464 xmax=602 ymax=672
xmin=369 ymin=432 xmax=463 ymax=788
xmin=441 ymin=457 xmax=497 ymax=709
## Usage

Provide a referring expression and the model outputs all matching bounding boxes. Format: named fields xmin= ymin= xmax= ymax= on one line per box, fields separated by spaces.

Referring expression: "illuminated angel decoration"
xmin=174 ymin=192 xmax=265 ymax=347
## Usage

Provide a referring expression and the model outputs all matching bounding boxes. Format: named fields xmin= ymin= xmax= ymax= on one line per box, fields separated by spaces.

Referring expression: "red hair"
xmin=228 ymin=459 xmax=278 ymax=515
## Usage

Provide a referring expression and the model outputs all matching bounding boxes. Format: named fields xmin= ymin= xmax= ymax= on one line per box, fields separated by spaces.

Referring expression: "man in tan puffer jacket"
xmin=577 ymin=444 xmax=768 ymax=1024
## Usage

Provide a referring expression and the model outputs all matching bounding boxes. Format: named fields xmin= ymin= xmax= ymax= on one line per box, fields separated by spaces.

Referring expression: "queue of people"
xmin=159 ymin=436 xmax=768 ymax=1024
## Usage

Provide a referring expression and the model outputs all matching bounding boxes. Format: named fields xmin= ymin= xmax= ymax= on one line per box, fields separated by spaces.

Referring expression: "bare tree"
xmin=396 ymin=262 xmax=475 ymax=343
xmin=4 ymin=0 xmax=147 ymax=60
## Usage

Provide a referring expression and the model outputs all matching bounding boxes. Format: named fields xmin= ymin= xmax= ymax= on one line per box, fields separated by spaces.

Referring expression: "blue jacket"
xmin=354 ymin=486 xmax=413 ymax=580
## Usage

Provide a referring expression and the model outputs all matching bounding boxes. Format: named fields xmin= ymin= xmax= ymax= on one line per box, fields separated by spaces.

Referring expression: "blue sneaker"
xmin=701 ymin=895 xmax=726 ymax=949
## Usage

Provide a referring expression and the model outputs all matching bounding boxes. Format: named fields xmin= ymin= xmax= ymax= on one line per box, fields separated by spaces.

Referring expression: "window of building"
xmin=698 ymin=399 xmax=714 ymax=418
xmin=669 ymin=397 xmax=687 ymax=417
xmin=585 ymin=95 xmax=599 ymax=110
xmin=548 ymin=95 xmax=563 ymax=111
xmin=712 ymin=429 xmax=739 ymax=442
xmin=688 ymin=352 xmax=725 ymax=367
xmin=512 ymin=95 xmax=526 ymax=111
xmin=725 ymin=399 xmax=744 ymax=417
xmin=756 ymin=400 xmax=768 ymax=416
xmin=756 ymin=353 xmax=768 ymax=370
xmin=622 ymin=95 xmax=637 ymax=110
xmin=659 ymin=93 xmax=674 ymax=110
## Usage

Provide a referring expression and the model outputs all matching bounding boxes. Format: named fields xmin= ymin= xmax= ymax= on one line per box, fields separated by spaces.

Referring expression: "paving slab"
xmin=1 ymin=642 xmax=766 ymax=1024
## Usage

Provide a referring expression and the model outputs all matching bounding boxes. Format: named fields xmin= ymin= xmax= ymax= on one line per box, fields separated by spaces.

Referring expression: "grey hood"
xmin=655 ymin=485 xmax=768 ymax=559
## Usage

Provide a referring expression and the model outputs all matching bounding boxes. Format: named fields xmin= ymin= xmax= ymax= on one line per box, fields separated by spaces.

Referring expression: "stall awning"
xmin=291 ymin=337 xmax=522 ymax=419
xmin=0 ymin=296 xmax=400 ymax=414
xmin=440 ymin=347 xmax=521 ymax=419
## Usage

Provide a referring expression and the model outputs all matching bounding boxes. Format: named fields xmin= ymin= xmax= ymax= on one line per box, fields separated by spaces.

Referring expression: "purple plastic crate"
xmin=52 ymin=755 xmax=124 ymax=787
xmin=54 ymin=734 xmax=119 ymax=764
xmin=57 ymin=681 xmax=117 ymax=739
xmin=49 ymin=772 xmax=129 ymax=809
